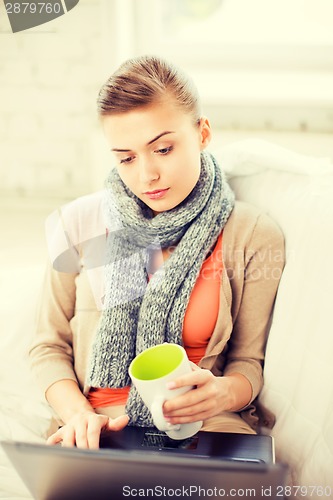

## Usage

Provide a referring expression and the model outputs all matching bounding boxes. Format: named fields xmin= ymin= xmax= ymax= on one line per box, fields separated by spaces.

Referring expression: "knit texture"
xmin=87 ymin=151 xmax=235 ymax=426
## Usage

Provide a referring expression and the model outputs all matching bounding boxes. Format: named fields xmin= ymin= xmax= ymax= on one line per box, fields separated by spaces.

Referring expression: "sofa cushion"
xmin=215 ymin=138 xmax=333 ymax=493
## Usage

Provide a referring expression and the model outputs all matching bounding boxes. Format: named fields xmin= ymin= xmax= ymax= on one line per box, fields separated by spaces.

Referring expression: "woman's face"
xmin=102 ymin=100 xmax=212 ymax=215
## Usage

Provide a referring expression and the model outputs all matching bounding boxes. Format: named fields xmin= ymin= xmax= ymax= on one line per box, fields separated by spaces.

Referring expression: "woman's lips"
xmin=144 ymin=188 xmax=169 ymax=200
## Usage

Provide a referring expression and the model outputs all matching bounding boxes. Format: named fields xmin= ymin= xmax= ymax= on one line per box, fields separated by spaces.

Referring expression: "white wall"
xmin=0 ymin=0 xmax=107 ymax=198
xmin=0 ymin=0 xmax=332 ymax=199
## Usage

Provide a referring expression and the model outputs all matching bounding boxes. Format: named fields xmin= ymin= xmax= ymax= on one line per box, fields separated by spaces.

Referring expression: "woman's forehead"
xmin=102 ymin=103 xmax=193 ymax=149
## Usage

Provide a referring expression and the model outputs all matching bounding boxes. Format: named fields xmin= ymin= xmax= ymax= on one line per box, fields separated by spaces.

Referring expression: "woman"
xmin=30 ymin=55 xmax=284 ymax=449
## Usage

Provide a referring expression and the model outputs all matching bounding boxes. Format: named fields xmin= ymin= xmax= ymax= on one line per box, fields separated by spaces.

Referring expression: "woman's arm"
xmin=46 ymin=380 xmax=128 ymax=448
xmin=46 ymin=380 xmax=95 ymax=423
xmin=29 ymin=264 xmax=78 ymax=394
xmin=222 ymin=372 xmax=252 ymax=411
xmin=30 ymin=198 xmax=129 ymax=448
xmin=164 ymin=211 xmax=285 ymax=424
xmin=222 ymin=210 xmax=285 ymax=401
xmin=30 ymin=266 xmax=129 ymax=448
xmin=163 ymin=367 xmax=252 ymax=424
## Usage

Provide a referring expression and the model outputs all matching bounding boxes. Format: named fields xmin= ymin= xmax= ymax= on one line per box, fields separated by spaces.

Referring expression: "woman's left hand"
xmin=162 ymin=364 xmax=247 ymax=424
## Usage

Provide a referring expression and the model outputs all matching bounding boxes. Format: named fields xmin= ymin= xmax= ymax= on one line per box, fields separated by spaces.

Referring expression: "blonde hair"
xmin=97 ymin=55 xmax=201 ymax=123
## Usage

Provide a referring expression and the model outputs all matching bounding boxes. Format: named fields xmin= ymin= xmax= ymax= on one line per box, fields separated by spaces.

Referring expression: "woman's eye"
xmin=120 ymin=156 xmax=135 ymax=164
xmin=155 ymin=146 xmax=173 ymax=155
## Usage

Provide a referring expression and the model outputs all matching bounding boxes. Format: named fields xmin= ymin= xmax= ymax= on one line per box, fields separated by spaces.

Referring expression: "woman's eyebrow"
xmin=147 ymin=130 xmax=175 ymax=145
xmin=111 ymin=131 xmax=175 ymax=152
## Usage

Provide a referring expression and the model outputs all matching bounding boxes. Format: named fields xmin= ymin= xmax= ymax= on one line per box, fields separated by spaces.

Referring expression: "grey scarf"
xmin=87 ymin=151 xmax=235 ymax=426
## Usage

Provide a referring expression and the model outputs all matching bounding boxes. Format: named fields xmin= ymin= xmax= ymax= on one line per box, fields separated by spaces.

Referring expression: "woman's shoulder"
xmin=224 ymin=200 xmax=284 ymax=249
xmin=45 ymin=191 xmax=106 ymax=262
xmin=228 ymin=199 xmax=266 ymax=222
xmin=61 ymin=190 xmax=104 ymax=221
xmin=57 ymin=190 xmax=105 ymax=238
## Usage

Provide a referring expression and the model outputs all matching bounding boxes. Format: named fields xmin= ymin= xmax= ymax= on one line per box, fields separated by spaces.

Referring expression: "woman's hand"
xmin=46 ymin=411 xmax=129 ymax=449
xmin=162 ymin=364 xmax=252 ymax=425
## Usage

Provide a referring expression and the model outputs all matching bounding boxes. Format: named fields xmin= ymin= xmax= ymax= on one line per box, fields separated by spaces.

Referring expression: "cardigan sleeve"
xmin=29 ymin=203 xmax=81 ymax=398
xmin=29 ymin=264 xmax=79 ymax=397
xmin=222 ymin=211 xmax=285 ymax=403
xmin=29 ymin=192 xmax=105 ymax=397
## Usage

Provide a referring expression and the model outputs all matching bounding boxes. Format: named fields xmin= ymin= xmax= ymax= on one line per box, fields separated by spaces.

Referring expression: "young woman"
xmin=30 ymin=55 xmax=284 ymax=449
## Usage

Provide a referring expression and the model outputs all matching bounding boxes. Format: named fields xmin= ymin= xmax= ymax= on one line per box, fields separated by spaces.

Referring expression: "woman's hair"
xmin=97 ymin=55 xmax=201 ymax=123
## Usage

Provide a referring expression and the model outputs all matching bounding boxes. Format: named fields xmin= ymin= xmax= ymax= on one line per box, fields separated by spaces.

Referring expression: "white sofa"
xmin=1 ymin=139 xmax=333 ymax=499
xmin=217 ymin=139 xmax=333 ymax=497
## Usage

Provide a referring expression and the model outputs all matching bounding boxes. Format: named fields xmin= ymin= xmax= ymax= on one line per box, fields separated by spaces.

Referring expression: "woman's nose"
xmin=138 ymin=156 xmax=160 ymax=183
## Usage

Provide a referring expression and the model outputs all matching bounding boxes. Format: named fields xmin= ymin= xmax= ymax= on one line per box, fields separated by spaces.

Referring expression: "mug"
xmin=128 ymin=343 xmax=203 ymax=440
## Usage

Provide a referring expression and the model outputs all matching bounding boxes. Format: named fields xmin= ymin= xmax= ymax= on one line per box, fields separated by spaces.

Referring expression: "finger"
xmin=46 ymin=429 xmax=63 ymax=446
xmin=164 ymin=391 xmax=214 ymax=423
xmin=106 ymin=414 xmax=129 ymax=432
xmin=163 ymin=389 xmax=209 ymax=418
xmin=61 ymin=425 xmax=76 ymax=448
xmin=166 ymin=408 xmax=212 ymax=424
xmin=164 ymin=378 xmax=211 ymax=412
xmin=164 ymin=379 xmax=219 ymax=417
xmin=86 ymin=416 xmax=104 ymax=449
xmin=74 ymin=419 xmax=89 ymax=449
xmin=166 ymin=369 xmax=211 ymax=391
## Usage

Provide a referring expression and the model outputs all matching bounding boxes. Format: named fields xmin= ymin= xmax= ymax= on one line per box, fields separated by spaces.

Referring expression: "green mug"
xmin=129 ymin=343 xmax=202 ymax=440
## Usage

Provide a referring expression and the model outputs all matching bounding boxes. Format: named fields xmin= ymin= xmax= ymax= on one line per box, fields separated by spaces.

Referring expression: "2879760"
xmin=5 ymin=2 xmax=62 ymax=15
xmin=275 ymin=485 xmax=332 ymax=497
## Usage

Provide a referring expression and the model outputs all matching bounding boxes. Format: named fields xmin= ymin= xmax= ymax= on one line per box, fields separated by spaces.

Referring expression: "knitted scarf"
xmin=87 ymin=151 xmax=235 ymax=426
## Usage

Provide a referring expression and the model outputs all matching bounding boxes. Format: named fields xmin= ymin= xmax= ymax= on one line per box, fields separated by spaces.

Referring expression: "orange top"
xmin=87 ymin=232 xmax=223 ymax=409
xmin=88 ymin=386 xmax=130 ymax=408
xmin=182 ymin=231 xmax=223 ymax=364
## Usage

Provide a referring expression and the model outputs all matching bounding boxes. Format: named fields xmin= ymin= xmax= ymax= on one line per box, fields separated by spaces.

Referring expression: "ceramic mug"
xmin=128 ymin=343 xmax=203 ymax=440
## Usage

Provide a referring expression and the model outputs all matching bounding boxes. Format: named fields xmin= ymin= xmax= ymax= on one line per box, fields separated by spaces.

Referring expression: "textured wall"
xmin=0 ymin=0 xmax=110 ymax=198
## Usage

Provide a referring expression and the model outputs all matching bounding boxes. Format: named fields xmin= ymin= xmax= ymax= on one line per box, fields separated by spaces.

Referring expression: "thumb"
xmin=189 ymin=361 xmax=201 ymax=371
xmin=106 ymin=414 xmax=129 ymax=431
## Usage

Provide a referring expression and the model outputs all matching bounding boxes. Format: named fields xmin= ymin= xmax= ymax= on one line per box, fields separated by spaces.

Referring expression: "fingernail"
xmin=166 ymin=381 xmax=176 ymax=390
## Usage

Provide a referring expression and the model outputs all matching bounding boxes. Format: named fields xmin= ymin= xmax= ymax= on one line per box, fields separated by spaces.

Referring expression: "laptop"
xmin=2 ymin=427 xmax=288 ymax=500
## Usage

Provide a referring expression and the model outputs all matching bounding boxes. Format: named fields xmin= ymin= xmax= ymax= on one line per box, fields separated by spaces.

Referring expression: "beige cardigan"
xmin=30 ymin=192 xmax=285 ymax=430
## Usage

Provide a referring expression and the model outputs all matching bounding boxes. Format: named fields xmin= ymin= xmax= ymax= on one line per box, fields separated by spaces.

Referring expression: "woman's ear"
xmin=198 ymin=117 xmax=212 ymax=150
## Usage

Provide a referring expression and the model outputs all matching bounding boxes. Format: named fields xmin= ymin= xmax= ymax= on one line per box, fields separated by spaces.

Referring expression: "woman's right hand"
xmin=46 ymin=411 xmax=129 ymax=449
